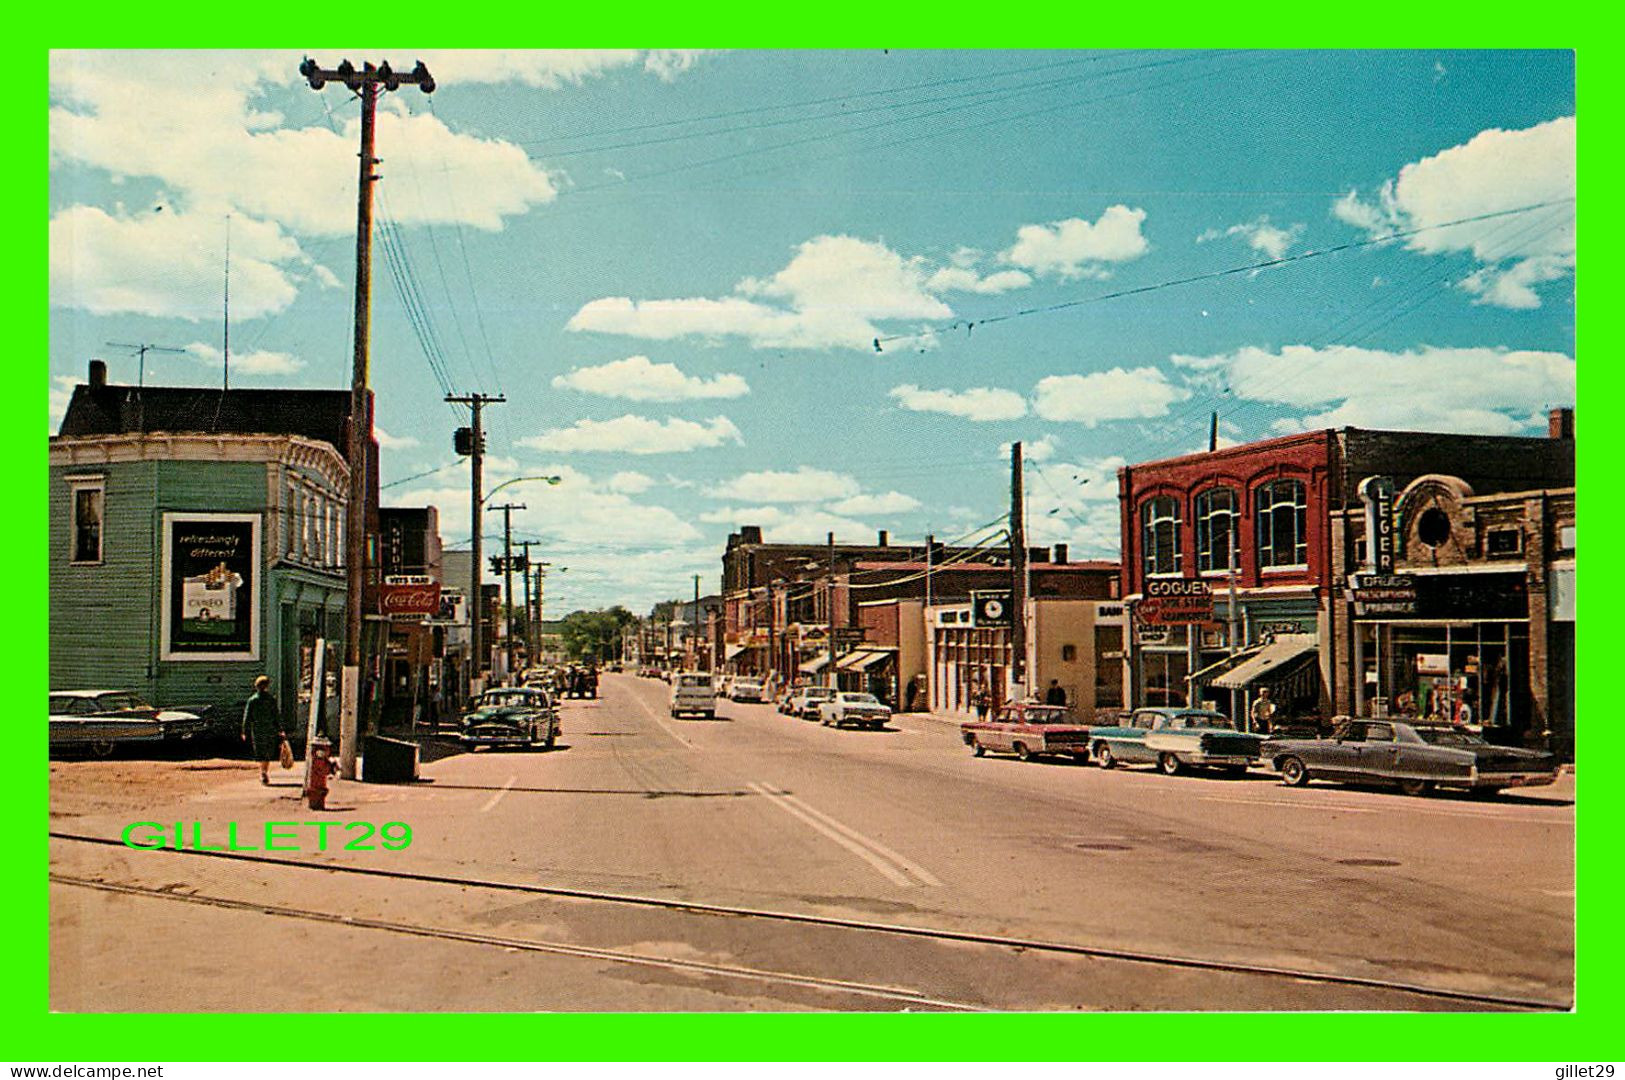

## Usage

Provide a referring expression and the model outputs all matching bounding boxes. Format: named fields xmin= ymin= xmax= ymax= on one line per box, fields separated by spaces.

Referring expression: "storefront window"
xmin=1255 ymin=479 xmax=1307 ymax=569
xmin=1358 ymin=621 xmax=1529 ymax=740
xmin=1195 ymin=487 xmax=1238 ymax=572
xmin=1141 ymin=496 xmax=1182 ymax=577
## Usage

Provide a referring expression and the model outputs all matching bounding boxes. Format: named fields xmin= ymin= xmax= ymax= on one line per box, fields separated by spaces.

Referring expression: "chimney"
xmin=1053 ymin=543 xmax=1069 ymax=564
xmin=740 ymin=526 xmax=763 ymax=545
xmin=1549 ymin=407 xmax=1574 ymax=440
xmin=88 ymin=358 xmax=107 ymax=389
xmin=877 ymin=530 xmax=888 ymax=547
xmin=827 ymin=531 xmax=835 ymax=546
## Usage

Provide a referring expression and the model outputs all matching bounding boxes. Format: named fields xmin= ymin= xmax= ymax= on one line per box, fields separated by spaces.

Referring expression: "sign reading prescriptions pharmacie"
xmin=160 ymin=512 xmax=260 ymax=661
xmin=1136 ymin=578 xmax=1214 ymax=625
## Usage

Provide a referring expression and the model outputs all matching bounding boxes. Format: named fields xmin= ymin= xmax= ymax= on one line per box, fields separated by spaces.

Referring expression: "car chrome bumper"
xmin=1474 ymin=773 xmax=1557 ymax=788
xmin=1187 ymin=753 xmax=1256 ymax=766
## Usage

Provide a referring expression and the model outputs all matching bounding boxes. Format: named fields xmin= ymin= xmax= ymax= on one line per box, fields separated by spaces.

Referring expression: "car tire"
xmin=1279 ymin=756 xmax=1309 ymax=787
xmin=1095 ymin=742 xmax=1116 ymax=769
xmin=90 ymin=739 xmax=116 ymax=758
xmin=1014 ymin=742 xmax=1032 ymax=762
xmin=545 ymin=733 xmax=556 ymax=749
xmin=1158 ymin=752 xmax=1183 ymax=776
xmin=1398 ymin=778 xmax=1435 ymax=797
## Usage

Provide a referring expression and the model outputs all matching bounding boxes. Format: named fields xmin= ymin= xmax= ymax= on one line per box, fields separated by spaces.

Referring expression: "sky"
xmin=47 ymin=49 xmax=1577 ymax=614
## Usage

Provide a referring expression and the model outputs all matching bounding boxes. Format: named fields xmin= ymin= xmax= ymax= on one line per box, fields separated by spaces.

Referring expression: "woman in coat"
xmin=241 ymin=675 xmax=286 ymax=785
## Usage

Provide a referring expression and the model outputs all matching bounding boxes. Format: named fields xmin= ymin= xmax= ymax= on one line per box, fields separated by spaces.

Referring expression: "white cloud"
xmin=607 ymin=470 xmax=655 ymax=495
xmin=184 ymin=341 xmax=304 ymax=376
xmin=49 ymin=206 xmax=318 ymax=321
xmin=1032 ymin=368 xmax=1190 ymax=426
xmin=1332 ymin=116 xmax=1575 ymax=309
xmin=708 ymin=467 xmax=859 ymax=504
xmin=49 ymin=51 xmax=558 ymax=241
xmin=373 ymin=425 xmax=419 ymax=451
xmin=1197 ymin=216 xmax=1305 ymax=261
xmin=926 ymin=266 xmax=1032 ymax=294
xmin=1022 ymin=456 xmax=1127 ymax=555
xmin=828 ymin=491 xmax=921 ymax=515
xmin=1001 ymin=205 xmax=1149 ymax=279
xmin=569 ymin=234 xmax=961 ymax=352
xmin=698 ymin=505 xmax=873 ymax=544
xmin=520 ymin=414 xmax=743 ymax=455
xmin=550 ymin=355 xmax=748 ymax=401
xmin=1171 ymin=344 xmax=1575 ymax=436
xmin=889 ymin=384 xmax=1028 ymax=422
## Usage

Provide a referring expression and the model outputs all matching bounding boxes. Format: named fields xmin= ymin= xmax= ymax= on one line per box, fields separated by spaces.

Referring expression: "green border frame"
xmin=15 ymin=17 xmax=1612 ymax=1062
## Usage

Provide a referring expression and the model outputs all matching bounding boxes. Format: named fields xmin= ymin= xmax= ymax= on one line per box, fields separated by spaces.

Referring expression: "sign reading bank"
xmin=160 ymin=512 xmax=261 ymax=660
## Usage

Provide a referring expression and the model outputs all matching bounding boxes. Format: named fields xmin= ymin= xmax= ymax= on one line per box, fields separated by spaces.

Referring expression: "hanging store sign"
xmin=160 ymin=513 xmax=261 ymax=661
xmin=380 ymin=578 xmax=442 ymax=621
xmin=1136 ymin=579 xmax=1213 ymax=625
xmin=1358 ymin=475 xmax=1397 ymax=573
xmin=970 ymin=590 xmax=1012 ymax=627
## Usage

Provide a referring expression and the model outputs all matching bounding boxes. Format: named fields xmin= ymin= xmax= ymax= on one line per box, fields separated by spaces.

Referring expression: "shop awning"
xmin=799 ymin=655 xmax=829 ymax=675
xmin=725 ymin=644 xmax=747 ymax=661
xmin=836 ymin=648 xmax=895 ymax=672
xmin=1211 ymin=635 xmax=1318 ymax=690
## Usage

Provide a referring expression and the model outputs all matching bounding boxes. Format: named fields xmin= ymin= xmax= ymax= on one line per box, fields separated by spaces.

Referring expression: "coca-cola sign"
xmin=379 ymin=580 xmax=442 ymax=619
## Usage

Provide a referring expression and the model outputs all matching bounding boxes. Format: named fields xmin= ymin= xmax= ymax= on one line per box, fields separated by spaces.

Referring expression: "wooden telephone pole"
xmin=301 ymin=56 xmax=434 ymax=780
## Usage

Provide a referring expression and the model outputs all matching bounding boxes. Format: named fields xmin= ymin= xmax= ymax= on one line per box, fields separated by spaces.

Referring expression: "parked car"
xmin=49 ymin=690 xmax=208 ymax=757
xmin=731 ymin=678 xmax=767 ymax=703
xmin=670 ymin=672 xmax=718 ymax=719
xmin=1261 ymin=718 xmax=1559 ymax=796
xmin=788 ymin=686 xmax=838 ymax=720
xmin=818 ymin=691 xmax=893 ymax=730
xmin=961 ymin=702 xmax=1093 ymax=763
xmin=1089 ymin=707 xmax=1264 ymax=776
xmin=459 ymin=687 xmax=559 ymax=750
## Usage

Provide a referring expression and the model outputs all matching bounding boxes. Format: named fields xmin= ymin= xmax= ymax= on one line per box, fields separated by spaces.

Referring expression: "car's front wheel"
xmin=1014 ymin=742 xmax=1032 ymax=762
xmin=1095 ymin=742 xmax=1116 ymax=769
xmin=1279 ymin=756 xmax=1309 ymax=787
xmin=1397 ymin=778 xmax=1434 ymax=797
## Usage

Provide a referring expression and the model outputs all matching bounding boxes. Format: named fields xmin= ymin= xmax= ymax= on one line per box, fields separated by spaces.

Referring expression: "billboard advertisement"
xmin=159 ymin=512 xmax=261 ymax=661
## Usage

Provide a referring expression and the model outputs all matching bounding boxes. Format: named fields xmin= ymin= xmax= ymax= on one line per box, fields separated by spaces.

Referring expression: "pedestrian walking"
xmin=1249 ymin=686 xmax=1277 ymax=734
xmin=972 ymin=684 xmax=991 ymax=720
xmin=1044 ymin=679 xmax=1067 ymax=706
xmin=241 ymin=675 xmax=286 ymax=786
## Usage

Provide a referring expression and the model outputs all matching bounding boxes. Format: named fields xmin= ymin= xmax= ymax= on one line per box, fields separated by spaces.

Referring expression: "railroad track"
xmin=49 ymin=830 xmax=1568 ymax=1011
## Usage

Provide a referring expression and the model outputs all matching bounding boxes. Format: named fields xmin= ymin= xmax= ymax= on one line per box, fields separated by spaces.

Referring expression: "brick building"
xmin=1117 ymin=415 xmax=1574 ymax=754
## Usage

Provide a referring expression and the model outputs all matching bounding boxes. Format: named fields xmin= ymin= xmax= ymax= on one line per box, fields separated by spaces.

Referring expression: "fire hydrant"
xmin=305 ymin=737 xmax=333 ymax=810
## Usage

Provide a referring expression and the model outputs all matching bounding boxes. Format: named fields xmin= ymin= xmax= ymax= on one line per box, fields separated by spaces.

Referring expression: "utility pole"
xmin=826 ymin=532 xmax=838 ymax=690
xmin=493 ymin=503 xmax=525 ymax=681
xmin=520 ymin=542 xmax=535 ymax=669
xmin=302 ymin=56 xmax=434 ymax=781
xmin=692 ymin=574 xmax=703 ymax=672
xmin=765 ymin=580 xmax=775 ymax=688
xmin=1010 ymin=441 xmax=1028 ymax=701
xmin=446 ymin=392 xmax=503 ymax=694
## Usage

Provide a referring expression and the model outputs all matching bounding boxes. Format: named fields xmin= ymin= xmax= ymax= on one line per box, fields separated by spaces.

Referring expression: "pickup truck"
xmin=961 ymin=702 xmax=1093 ymax=763
xmin=670 ymin=672 xmax=717 ymax=719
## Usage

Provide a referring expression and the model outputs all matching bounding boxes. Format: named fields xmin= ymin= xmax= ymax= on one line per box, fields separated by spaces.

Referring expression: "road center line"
xmin=768 ymin=788 xmax=943 ymax=887
xmin=480 ymin=776 xmax=516 ymax=813
xmin=625 ymin=684 xmax=694 ymax=750
xmin=747 ymin=782 xmax=917 ymax=889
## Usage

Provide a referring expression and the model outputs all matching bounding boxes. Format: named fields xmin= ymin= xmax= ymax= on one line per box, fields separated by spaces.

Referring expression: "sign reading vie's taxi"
xmin=160 ymin=512 xmax=261 ymax=661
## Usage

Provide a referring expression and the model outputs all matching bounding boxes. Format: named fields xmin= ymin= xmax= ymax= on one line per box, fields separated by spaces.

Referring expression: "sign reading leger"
xmin=160 ymin=513 xmax=261 ymax=660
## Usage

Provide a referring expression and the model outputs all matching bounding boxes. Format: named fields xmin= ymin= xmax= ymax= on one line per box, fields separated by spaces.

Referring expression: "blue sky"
xmin=48 ymin=49 xmax=1576 ymax=613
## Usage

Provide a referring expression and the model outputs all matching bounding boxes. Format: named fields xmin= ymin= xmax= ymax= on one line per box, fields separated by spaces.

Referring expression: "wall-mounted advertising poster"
xmin=160 ymin=512 xmax=261 ymax=661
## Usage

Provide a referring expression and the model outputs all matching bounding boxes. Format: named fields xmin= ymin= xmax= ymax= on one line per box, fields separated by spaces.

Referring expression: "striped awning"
xmin=1211 ymin=635 xmax=1318 ymax=690
xmin=799 ymin=655 xmax=829 ymax=675
xmin=725 ymin=644 xmax=747 ymax=661
xmin=836 ymin=648 xmax=895 ymax=672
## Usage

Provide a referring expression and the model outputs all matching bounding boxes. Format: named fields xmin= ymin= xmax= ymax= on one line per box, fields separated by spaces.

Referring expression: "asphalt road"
xmin=48 ymin=673 xmax=1574 ymax=1012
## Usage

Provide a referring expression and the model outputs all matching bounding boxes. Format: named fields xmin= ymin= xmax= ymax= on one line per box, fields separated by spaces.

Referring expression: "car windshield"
xmin=678 ymin=675 xmax=712 ymax=688
xmin=842 ymin=693 xmax=880 ymax=705
xmin=805 ymin=688 xmax=834 ymax=699
xmin=482 ymin=691 xmax=540 ymax=707
xmin=97 ymin=693 xmax=147 ymax=711
xmin=1413 ymin=727 xmax=1487 ymax=746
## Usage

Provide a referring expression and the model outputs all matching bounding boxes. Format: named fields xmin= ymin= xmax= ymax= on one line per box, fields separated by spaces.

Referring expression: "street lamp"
xmin=483 ymin=475 xmax=562 ymax=506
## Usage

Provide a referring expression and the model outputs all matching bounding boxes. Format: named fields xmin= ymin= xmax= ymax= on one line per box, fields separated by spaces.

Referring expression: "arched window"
xmin=1194 ymin=487 xmax=1238 ymax=572
xmin=1255 ymin=479 xmax=1307 ymax=569
xmin=1141 ymin=495 xmax=1182 ymax=576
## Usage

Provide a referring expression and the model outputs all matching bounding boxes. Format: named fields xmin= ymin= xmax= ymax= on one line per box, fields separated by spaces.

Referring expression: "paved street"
xmin=50 ymin=673 xmax=1574 ymax=1012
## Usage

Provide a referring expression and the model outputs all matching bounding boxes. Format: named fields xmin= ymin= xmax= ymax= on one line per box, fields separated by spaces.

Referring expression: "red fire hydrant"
xmin=305 ymin=736 xmax=333 ymax=810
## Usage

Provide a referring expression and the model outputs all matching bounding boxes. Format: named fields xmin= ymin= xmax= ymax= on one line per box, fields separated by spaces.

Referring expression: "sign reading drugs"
xmin=1348 ymin=572 xmax=1418 ymax=616
xmin=1136 ymin=578 xmax=1214 ymax=625
xmin=160 ymin=513 xmax=261 ymax=660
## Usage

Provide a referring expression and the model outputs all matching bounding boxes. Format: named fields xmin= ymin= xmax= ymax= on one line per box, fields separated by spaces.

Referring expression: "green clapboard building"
xmin=49 ymin=360 xmax=377 ymax=728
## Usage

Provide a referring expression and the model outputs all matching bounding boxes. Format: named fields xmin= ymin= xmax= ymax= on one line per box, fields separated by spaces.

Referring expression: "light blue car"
xmin=1089 ymin=707 xmax=1265 ymax=777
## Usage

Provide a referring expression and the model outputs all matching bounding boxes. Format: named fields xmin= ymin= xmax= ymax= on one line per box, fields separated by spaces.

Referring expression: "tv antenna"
xmin=105 ymin=342 xmax=187 ymax=388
